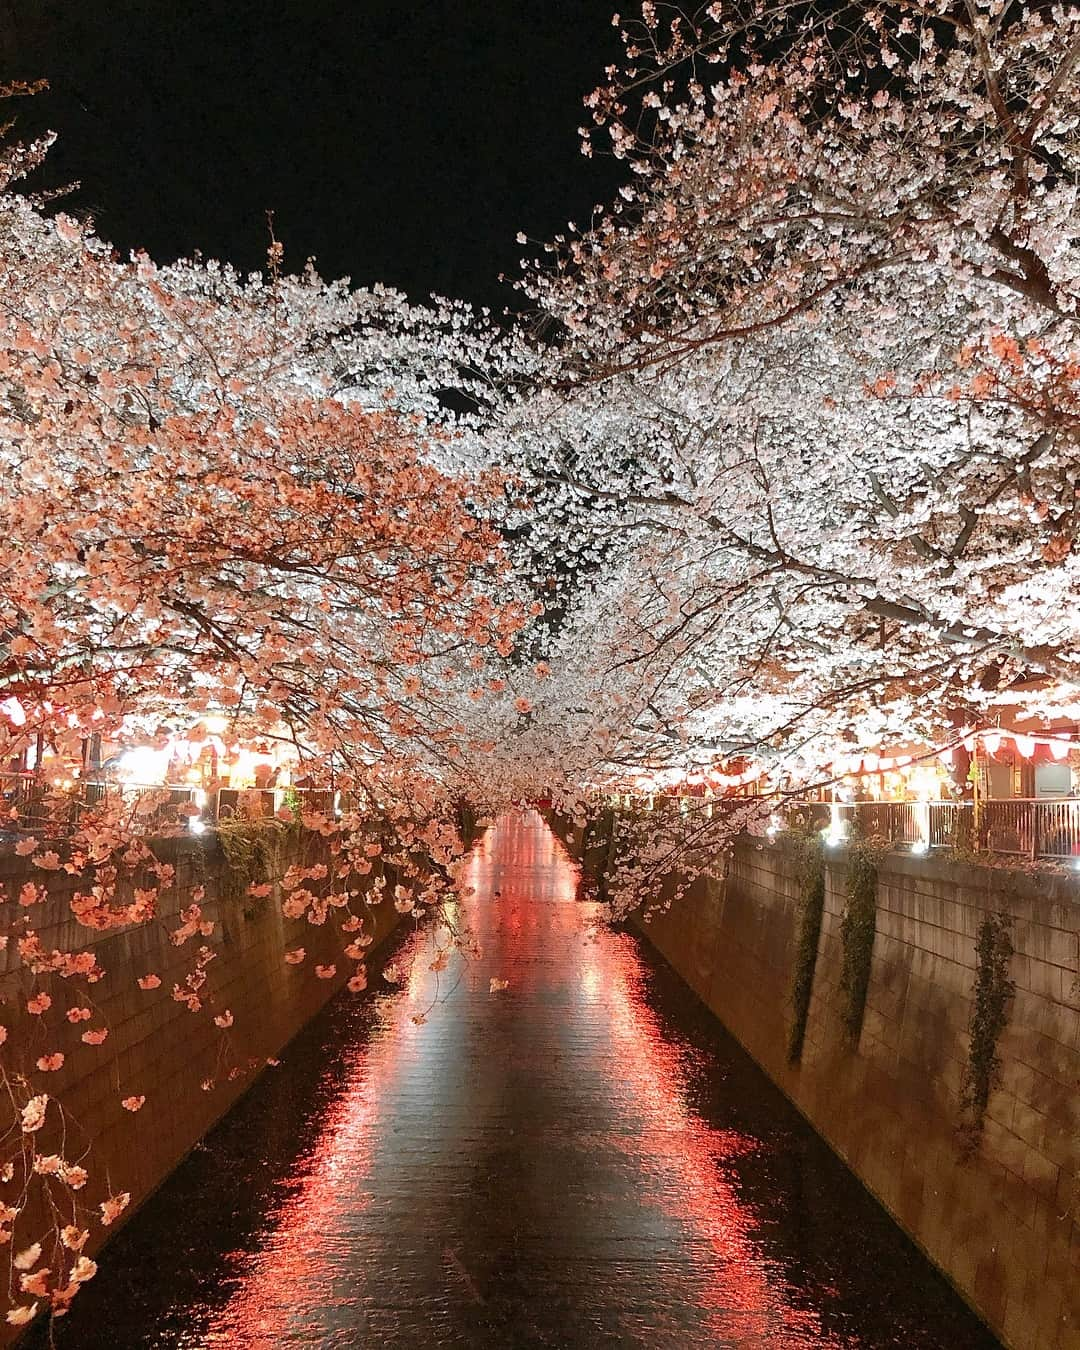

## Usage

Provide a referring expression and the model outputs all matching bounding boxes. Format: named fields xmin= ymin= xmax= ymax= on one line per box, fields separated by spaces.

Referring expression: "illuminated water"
xmin=39 ymin=811 xmax=999 ymax=1347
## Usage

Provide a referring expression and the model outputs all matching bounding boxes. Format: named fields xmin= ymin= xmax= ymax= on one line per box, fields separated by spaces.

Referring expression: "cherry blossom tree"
xmin=505 ymin=0 xmax=1080 ymax=790
xmin=462 ymin=1 xmax=1079 ymax=909
xmin=0 ymin=111 xmax=534 ymax=1326
xmin=2 ymin=2 xmax=1080 ymax=1322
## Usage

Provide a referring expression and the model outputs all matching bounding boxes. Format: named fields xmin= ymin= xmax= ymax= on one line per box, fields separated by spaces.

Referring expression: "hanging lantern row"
xmin=710 ymin=764 xmax=765 ymax=788
xmin=835 ymin=729 xmax=1075 ymax=777
xmin=964 ymin=729 xmax=1073 ymax=761
xmin=833 ymin=751 xmax=916 ymax=775
xmin=632 ymin=724 xmax=1076 ymax=796
xmin=716 ymin=728 xmax=1077 ymax=788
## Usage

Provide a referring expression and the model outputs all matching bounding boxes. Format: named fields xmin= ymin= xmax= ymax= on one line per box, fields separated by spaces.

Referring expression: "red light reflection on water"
xmin=573 ymin=906 xmax=836 ymax=1344
xmin=466 ymin=813 xmax=841 ymax=1347
xmin=202 ymin=811 xmax=841 ymax=1348
xmin=198 ymin=926 xmax=433 ymax=1348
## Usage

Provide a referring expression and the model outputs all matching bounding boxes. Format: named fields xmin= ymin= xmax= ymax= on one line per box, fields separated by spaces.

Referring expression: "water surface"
xmin=38 ymin=811 xmax=999 ymax=1348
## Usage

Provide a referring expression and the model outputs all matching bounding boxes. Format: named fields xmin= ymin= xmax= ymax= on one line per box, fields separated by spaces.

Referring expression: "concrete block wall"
xmin=0 ymin=828 xmax=402 ymax=1335
xmin=547 ymin=812 xmax=1079 ymax=1350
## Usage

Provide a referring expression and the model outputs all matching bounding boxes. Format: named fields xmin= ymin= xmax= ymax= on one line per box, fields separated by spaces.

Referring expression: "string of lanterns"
xmin=835 ymin=729 xmax=1074 ymax=776
xmin=712 ymin=727 xmax=1077 ymax=791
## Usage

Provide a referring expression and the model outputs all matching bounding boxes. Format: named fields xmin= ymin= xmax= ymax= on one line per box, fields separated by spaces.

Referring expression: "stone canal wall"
xmin=0 ymin=827 xmax=403 ymax=1318
xmin=552 ymin=817 xmax=1079 ymax=1350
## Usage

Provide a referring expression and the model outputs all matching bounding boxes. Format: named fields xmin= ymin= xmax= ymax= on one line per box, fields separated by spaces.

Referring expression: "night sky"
xmin=0 ymin=0 xmax=625 ymax=312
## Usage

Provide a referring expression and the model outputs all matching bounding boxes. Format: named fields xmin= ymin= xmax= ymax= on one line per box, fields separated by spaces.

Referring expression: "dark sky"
xmin=0 ymin=0 xmax=625 ymax=312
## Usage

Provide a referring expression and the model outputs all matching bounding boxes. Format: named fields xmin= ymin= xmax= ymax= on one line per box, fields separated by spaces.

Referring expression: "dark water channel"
xmin=35 ymin=812 xmax=1000 ymax=1348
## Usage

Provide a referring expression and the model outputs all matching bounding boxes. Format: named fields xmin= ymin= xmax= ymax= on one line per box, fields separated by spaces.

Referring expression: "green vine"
xmin=596 ymin=807 xmax=619 ymax=904
xmin=787 ymin=833 xmax=826 ymax=1064
xmin=218 ymin=818 xmax=297 ymax=916
xmin=578 ymin=805 xmax=616 ymax=899
xmin=959 ymin=910 xmax=1015 ymax=1156
xmin=455 ymin=799 xmax=478 ymax=848
xmin=838 ymin=840 xmax=879 ymax=1044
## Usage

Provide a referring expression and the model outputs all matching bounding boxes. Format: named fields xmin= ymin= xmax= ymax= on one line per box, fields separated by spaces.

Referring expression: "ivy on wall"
xmin=218 ymin=818 xmax=297 ymax=916
xmin=959 ymin=910 xmax=1015 ymax=1155
xmin=787 ymin=834 xmax=826 ymax=1064
xmin=598 ymin=808 xmax=619 ymax=903
xmin=838 ymin=841 xmax=880 ymax=1045
xmin=579 ymin=806 xmax=617 ymax=900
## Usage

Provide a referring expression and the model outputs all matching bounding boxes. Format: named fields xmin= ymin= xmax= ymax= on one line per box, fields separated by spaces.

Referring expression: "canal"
xmin=35 ymin=811 xmax=1000 ymax=1348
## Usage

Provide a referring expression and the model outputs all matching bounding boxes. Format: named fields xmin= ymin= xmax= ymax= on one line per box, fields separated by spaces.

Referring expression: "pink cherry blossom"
xmin=99 ymin=1192 xmax=131 ymax=1225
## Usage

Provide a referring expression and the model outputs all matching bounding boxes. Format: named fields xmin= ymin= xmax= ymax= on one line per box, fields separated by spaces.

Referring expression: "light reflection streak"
xmin=199 ymin=811 xmax=842 ymax=1348
xmin=471 ymin=813 xmax=840 ymax=1347
xmin=198 ymin=926 xmax=431 ymax=1348
xmin=576 ymin=926 xmax=839 ymax=1345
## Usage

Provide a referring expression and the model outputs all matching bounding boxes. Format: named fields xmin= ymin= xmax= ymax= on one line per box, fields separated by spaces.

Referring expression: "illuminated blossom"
xmin=20 ymin=1096 xmax=48 ymax=1133
xmin=70 ymin=1256 xmax=97 ymax=1284
xmin=60 ymin=1226 xmax=88 ymax=1252
xmin=99 ymin=1192 xmax=131 ymax=1225
xmin=13 ymin=1243 xmax=41 ymax=1271
xmin=19 ymin=1267 xmax=50 ymax=1297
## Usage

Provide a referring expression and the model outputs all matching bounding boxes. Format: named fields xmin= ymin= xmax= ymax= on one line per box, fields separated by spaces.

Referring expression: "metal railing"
xmin=616 ymin=792 xmax=1080 ymax=862
xmin=829 ymin=798 xmax=1080 ymax=860
xmin=980 ymin=798 xmax=1080 ymax=859
xmin=6 ymin=774 xmax=1080 ymax=862
xmin=0 ymin=773 xmax=342 ymax=841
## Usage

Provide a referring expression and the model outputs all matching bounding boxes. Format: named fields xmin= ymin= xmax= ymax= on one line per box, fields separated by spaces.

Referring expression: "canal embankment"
xmin=0 ymin=823 xmax=405 ymax=1326
xmin=24 ymin=811 xmax=1000 ymax=1350
xmin=550 ymin=814 xmax=1079 ymax=1350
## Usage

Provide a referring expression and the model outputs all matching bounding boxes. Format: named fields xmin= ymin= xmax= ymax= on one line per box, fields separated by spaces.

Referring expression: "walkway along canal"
xmin=33 ymin=811 xmax=1000 ymax=1348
